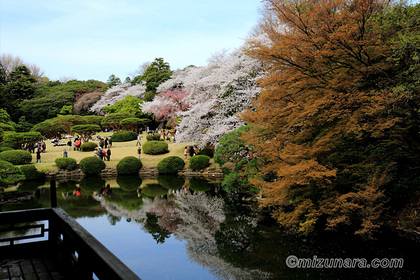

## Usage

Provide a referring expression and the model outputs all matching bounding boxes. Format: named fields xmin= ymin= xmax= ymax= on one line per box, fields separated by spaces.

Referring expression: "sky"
xmin=0 ymin=0 xmax=262 ymax=82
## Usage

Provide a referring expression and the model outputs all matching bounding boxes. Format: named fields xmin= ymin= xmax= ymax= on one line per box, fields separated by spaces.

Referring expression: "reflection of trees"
xmin=93 ymin=185 xmax=272 ymax=279
xmin=107 ymin=214 xmax=121 ymax=226
xmin=102 ymin=188 xmax=143 ymax=211
xmin=143 ymin=212 xmax=171 ymax=244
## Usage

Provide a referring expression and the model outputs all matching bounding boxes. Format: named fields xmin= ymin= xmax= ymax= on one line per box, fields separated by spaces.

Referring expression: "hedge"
xmin=116 ymin=156 xmax=142 ymax=175
xmin=79 ymin=157 xmax=106 ymax=175
xmin=55 ymin=157 xmax=77 ymax=171
xmin=157 ymin=156 xmax=185 ymax=174
xmin=20 ymin=165 xmax=45 ymax=180
xmin=146 ymin=133 xmax=161 ymax=141
xmin=111 ymin=131 xmax=138 ymax=142
xmin=142 ymin=141 xmax=168 ymax=155
xmin=80 ymin=142 xmax=98 ymax=151
xmin=0 ymin=150 xmax=32 ymax=165
xmin=189 ymin=155 xmax=210 ymax=171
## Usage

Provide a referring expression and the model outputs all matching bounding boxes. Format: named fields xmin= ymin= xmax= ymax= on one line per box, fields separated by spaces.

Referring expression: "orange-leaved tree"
xmin=242 ymin=0 xmax=420 ymax=238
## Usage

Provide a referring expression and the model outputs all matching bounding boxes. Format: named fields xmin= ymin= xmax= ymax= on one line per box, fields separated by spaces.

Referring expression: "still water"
xmin=1 ymin=175 xmax=419 ymax=280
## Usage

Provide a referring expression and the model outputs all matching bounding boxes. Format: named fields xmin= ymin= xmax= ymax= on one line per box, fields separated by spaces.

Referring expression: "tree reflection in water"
xmin=94 ymin=175 xmax=272 ymax=279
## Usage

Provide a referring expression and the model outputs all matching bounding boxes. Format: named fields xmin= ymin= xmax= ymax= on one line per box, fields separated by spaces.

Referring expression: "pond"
xmin=1 ymin=176 xmax=419 ymax=280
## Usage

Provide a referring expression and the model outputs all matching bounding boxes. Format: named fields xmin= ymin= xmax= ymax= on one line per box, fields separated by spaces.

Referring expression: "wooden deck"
xmin=0 ymin=208 xmax=140 ymax=280
xmin=0 ymin=255 xmax=66 ymax=280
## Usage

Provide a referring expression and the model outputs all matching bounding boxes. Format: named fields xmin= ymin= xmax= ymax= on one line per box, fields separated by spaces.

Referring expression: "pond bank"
xmin=43 ymin=166 xmax=224 ymax=183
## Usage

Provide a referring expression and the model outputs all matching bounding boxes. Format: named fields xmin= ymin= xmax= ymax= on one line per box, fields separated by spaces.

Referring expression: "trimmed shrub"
xmin=157 ymin=156 xmax=185 ymax=174
xmin=146 ymin=133 xmax=161 ymax=141
xmin=116 ymin=156 xmax=142 ymax=175
xmin=79 ymin=157 xmax=106 ymax=175
xmin=0 ymin=150 xmax=32 ymax=165
xmin=0 ymin=147 xmax=14 ymax=152
xmin=0 ymin=160 xmax=24 ymax=186
xmin=111 ymin=131 xmax=137 ymax=142
xmin=142 ymin=141 xmax=168 ymax=155
xmin=80 ymin=142 xmax=98 ymax=151
xmin=55 ymin=157 xmax=77 ymax=171
xmin=20 ymin=165 xmax=45 ymax=180
xmin=197 ymin=148 xmax=214 ymax=158
xmin=189 ymin=155 xmax=210 ymax=171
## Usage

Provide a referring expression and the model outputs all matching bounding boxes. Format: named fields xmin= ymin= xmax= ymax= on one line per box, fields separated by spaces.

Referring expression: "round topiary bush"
xmin=79 ymin=156 xmax=106 ymax=175
xmin=111 ymin=131 xmax=137 ymax=142
xmin=116 ymin=156 xmax=142 ymax=175
xmin=189 ymin=155 xmax=210 ymax=171
xmin=157 ymin=156 xmax=185 ymax=174
xmin=0 ymin=159 xmax=24 ymax=186
xmin=20 ymin=165 xmax=44 ymax=180
xmin=142 ymin=141 xmax=169 ymax=155
xmin=0 ymin=150 xmax=32 ymax=165
xmin=146 ymin=133 xmax=161 ymax=141
xmin=197 ymin=148 xmax=214 ymax=158
xmin=80 ymin=142 xmax=98 ymax=151
xmin=55 ymin=157 xmax=77 ymax=171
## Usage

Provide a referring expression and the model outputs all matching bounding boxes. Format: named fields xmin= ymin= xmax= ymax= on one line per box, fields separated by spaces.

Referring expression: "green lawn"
xmin=30 ymin=132 xmax=215 ymax=171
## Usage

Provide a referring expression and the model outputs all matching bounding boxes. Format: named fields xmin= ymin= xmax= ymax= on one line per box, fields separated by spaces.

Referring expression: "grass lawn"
xmin=30 ymin=132 xmax=215 ymax=171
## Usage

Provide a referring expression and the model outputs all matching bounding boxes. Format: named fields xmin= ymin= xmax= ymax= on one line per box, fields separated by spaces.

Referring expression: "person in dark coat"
xmin=36 ymin=148 xmax=42 ymax=163
xmin=107 ymin=147 xmax=111 ymax=161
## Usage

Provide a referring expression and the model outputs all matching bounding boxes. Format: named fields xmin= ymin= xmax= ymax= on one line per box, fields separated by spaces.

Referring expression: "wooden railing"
xmin=0 ymin=207 xmax=140 ymax=280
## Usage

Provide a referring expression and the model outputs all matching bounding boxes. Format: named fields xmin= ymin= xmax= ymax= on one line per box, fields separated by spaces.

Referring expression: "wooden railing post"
xmin=50 ymin=179 xmax=57 ymax=208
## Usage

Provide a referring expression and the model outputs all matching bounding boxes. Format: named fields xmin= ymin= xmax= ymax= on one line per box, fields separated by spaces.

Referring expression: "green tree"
xmin=101 ymin=112 xmax=133 ymax=131
xmin=132 ymin=58 xmax=172 ymax=94
xmin=107 ymin=74 xmax=122 ymax=87
xmin=59 ymin=105 xmax=73 ymax=115
xmin=102 ymin=96 xmax=145 ymax=117
xmin=83 ymin=115 xmax=104 ymax=126
xmin=71 ymin=124 xmax=101 ymax=142
xmin=31 ymin=119 xmax=62 ymax=139
xmin=2 ymin=131 xmax=43 ymax=149
xmin=120 ymin=117 xmax=143 ymax=131
xmin=1 ymin=65 xmax=36 ymax=121
xmin=53 ymin=115 xmax=86 ymax=135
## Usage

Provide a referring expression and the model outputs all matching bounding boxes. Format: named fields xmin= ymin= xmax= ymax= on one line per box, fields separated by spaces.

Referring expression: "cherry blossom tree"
xmin=141 ymin=88 xmax=189 ymax=125
xmin=90 ymin=83 xmax=146 ymax=114
xmin=149 ymin=47 xmax=264 ymax=146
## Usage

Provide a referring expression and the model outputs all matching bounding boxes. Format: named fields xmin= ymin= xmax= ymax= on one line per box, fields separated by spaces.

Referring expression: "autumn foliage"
xmin=242 ymin=0 xmax=420 ymax=237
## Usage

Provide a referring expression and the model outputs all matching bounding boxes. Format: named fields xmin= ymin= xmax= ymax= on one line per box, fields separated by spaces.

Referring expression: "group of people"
xmin=184 ymin=146 xmax=198 ymax=159
xmin=98 ymin=136 xmax=112 ymax=149
xmin=146 ymin=128 xmax=176 ymax=143
xmin=94 ymin=147 xmax=111 ymax=161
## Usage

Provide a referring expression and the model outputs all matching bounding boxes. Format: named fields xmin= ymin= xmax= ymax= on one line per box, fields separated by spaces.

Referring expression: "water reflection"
xmin=2 ymin=176 xmax=419 ymax=280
